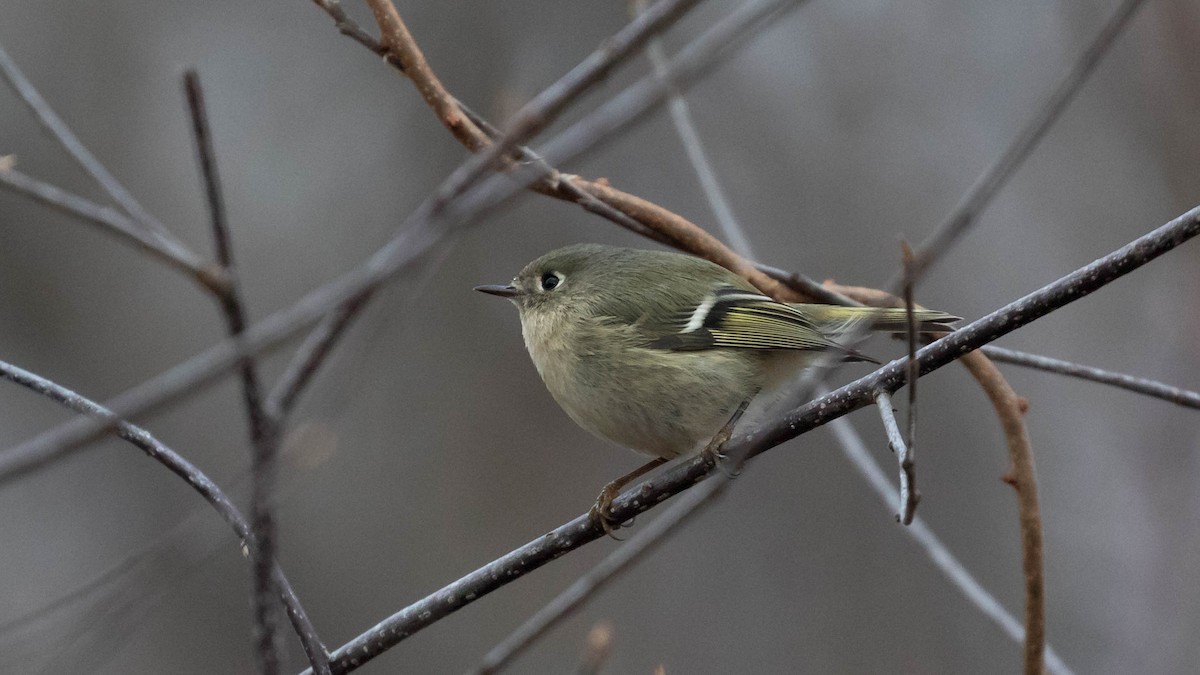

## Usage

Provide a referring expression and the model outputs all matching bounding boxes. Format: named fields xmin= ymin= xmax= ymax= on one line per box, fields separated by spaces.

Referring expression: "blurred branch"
xmin=824 ymin=413 xmax=1073 ymax=675
xmin=984 ymin=346 xmax=1200 ymax=409
xmin=183 ymin=70 xmax=306 ymax=675
xmin=874 ymin=391 xmax=919 ymax=525
xmin=0 ymin=166 xmax=226 ymax=292
xmin=0 ymin=43 xmax=225 ymax=294
xmin=900 ymin=0 xmax=1148 ymax=284
xmin=0 ymin=359 xmax=327 ymax=670
xmin=632 ymin=0 xmax=753 ymax=257
xmin=416 ymin=0 xmax=707 ymax=208
xmin=307 ymin=206 xmax=1200 ymax=674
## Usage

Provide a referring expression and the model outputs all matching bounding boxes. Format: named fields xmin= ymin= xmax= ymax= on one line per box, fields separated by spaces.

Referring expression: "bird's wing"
xmin=642 ymin=285 xmax=850 ymax=353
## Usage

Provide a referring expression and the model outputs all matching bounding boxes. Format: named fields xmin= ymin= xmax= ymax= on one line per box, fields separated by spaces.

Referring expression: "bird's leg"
xmin=700 ymin=396 xmax=753 ymax=477
xmin=589 ymin=457 xmax=668 ymax=537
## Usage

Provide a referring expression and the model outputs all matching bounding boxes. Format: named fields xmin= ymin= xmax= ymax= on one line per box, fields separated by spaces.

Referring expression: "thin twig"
xmin=874 ymin=391 xmax=918 ymax=524
xmin=0 ymin=167 xmax=226 ymax=292
xmin=183 ymin=70 xmax=303 ymax=675
xmin=417 ymin=0 xmax=707 ymax=210
xmin=957 ymin=355 xmax=1044 ymax=674
xmin=264 ymin=288 xmax=374 ymax=419
xmin=900 ymin=241 xmax=919 ymax=449
xmin=0 ymin=45 xmax=177 ymax=239
xmin=825 ymin=414 xmax=1073 ymax=675
xmin=0 ymin=360 xmax=326 ymax=669
xmin=632 ymin=0 xmax=753 ymax=257
xmin=306 ymin=207 xmax=1200 ymax=674
xmin=0 ymin=43 xmax=221 ymax=292
xmin=310 ymin=1 xmax=383 ymax=53
xmin=984 ymin=346 xmax=1200 ymax=409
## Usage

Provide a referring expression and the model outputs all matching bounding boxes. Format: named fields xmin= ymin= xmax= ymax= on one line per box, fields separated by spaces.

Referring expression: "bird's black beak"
xmin=474 ymin=284 xmax=519 ymax=298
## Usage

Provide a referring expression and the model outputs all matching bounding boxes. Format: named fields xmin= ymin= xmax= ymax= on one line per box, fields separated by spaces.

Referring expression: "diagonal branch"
xmin=0 ymin=166 xmax=226 ymax=292
xmin=0 ymin=360 xmax=325 ymax=672
xmin=0 ymin=43 xmax=222 ymax=293
xmin=900 ymin=0 xmax=1148 ymax=283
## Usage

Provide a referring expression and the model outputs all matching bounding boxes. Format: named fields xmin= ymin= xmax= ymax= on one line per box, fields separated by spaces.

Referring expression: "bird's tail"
xmin=796 ymin=304 xmax=962 ymax=337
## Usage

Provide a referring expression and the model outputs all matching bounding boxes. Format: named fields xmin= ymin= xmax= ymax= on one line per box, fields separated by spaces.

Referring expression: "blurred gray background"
xmin=2 ymin=0 xmax=1199 ymax=673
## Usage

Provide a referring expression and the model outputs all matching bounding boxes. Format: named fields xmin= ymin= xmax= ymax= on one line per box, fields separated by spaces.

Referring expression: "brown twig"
xmin=365 ymin=0 xmax=490 ymax=152
xmin=350 ymin=0 xmax=807 ymax=303
xmin=832 ymin=283 xmax=1044 ymax=673
xmin=960 ymin=353 xmax=1044 ymax=675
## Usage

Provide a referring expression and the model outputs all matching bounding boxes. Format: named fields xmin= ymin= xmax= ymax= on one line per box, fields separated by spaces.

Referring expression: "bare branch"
xmin=420 ymin=0 xmax=707 ymax=209
xmin=984 ymin=346 xmax=1200 ymax=409
xmin=633 ymin=0 xmax=753 ymax=257
xmin=901 ymin=0 xmax=1148 ymax=282
xmin=874 ymin=391 xmax=919 ymax=525
xmin=0 ymin=359 xmax=326 ymax=669
xmin=471 ymin=471 xmax=728 ymax=675
xmin=957 ymin=355 xmax=1044 ymax=674
xmin=0 ymin=167 xmax=226 ymax=292
xmin=0 ymin=43 xmax=221 ymax=291
xmin=306 ymin=206 xmax=1200 ymax=675
xmin=825 ymin=414 xmax=1074 ymax=675
xmin=183 ymin=70 xmax=303 ymax=675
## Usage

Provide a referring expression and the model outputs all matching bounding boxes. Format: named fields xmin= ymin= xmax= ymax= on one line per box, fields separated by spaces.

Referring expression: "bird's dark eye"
xmin=541 ymin=272 xmax=561 ymax=291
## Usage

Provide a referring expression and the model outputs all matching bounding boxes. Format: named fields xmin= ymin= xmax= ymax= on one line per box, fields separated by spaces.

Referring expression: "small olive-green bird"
xmin=476 ymin=243 xmax=959 ymax=461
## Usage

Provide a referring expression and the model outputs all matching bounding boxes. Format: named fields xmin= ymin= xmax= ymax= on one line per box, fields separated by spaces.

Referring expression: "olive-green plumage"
xmin=477 ymin=244 xmax=959 ymax=460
